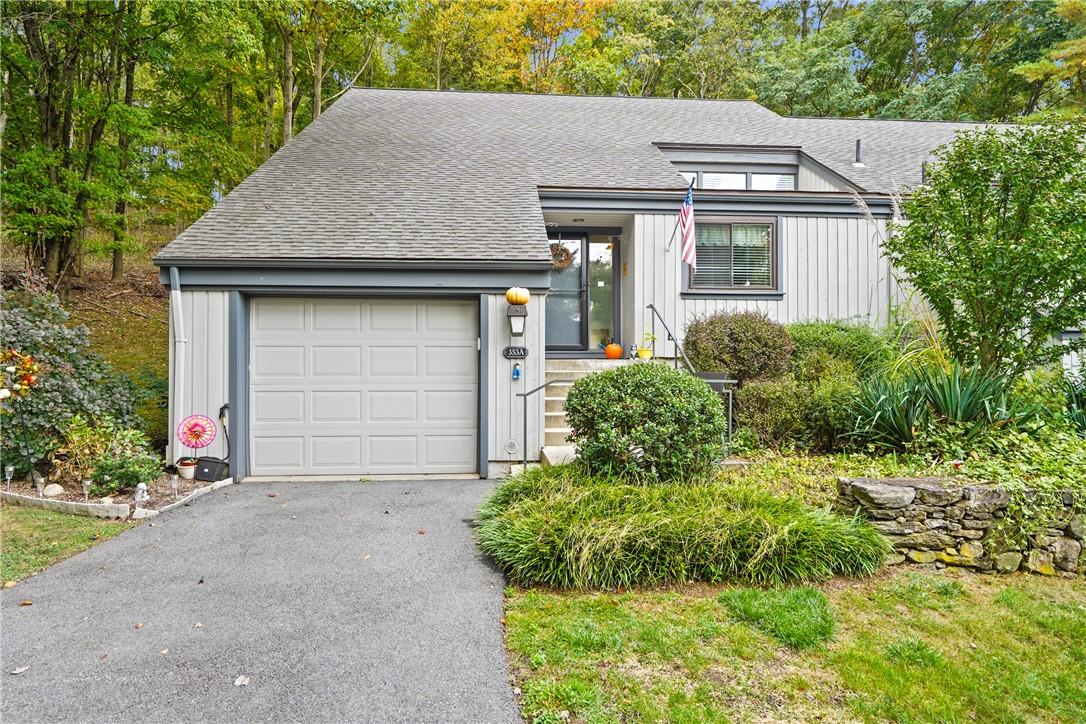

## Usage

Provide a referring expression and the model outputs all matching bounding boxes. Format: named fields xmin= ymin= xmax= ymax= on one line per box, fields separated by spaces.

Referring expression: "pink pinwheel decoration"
xmin=177 ymin=414 xmax=217 ymax=453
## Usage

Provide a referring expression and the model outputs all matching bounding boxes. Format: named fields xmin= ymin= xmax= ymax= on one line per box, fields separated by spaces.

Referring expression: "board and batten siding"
xmin=486 ymin=292 xmax=546 ymax=462
xmin=627 ymin=214 xmax=897 ymax=358
xmin=797 ymin=159 xmax=851 ymax=192
xmin=167 ymin=290 xmax=230 ymax=462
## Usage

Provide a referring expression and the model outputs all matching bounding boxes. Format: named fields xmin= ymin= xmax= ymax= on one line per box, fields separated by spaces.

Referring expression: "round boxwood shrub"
xmin=684 ymin=311 xmax=792 ymax=382
xmin=563 ymin=362 xmax=727 ymax=481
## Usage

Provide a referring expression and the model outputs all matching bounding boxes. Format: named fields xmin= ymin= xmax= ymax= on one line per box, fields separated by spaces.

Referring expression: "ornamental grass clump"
xmin=477 ymin=465 xmax=890 ymax=589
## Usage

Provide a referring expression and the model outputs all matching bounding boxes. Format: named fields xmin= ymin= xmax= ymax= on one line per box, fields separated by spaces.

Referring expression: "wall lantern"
xmin=505 ymin=287 xmax=530 ymax=337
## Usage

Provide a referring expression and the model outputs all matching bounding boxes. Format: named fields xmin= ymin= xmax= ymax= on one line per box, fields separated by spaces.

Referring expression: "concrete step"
xmin=509 ymin=463 xmax=542 ymax=477
xmin=545 ymin=428 xmax=572 ymax=446
xmin=540 ymin=445 xmax=577 ymax=467
xmin=545 ymin=370 xmax=589 ymax=384
xmin=545 ymin=396 xmax=566 ymax=413
xmin=544 ymin=358 xmax=632 ymax=371
xmin=545 ymin=411 xmax=567 ymax=428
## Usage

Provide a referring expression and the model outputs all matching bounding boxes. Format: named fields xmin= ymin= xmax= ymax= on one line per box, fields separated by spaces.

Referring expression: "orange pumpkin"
xmin=604 ymin=343 xmax=624 ymax=359
xmin=505 ymin=287 xmax=530 ymax=305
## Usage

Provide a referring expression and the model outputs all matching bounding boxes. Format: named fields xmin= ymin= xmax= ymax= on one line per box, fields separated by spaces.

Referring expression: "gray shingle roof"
xmin=154 ymin=89 xmax=990 ymax=265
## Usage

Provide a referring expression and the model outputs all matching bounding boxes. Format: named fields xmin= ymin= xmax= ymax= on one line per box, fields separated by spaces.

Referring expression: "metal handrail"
xmin=515 ymin=379 xmax=573 ymax=466
xmin=646 ymin=304 xmax=696 ymax=374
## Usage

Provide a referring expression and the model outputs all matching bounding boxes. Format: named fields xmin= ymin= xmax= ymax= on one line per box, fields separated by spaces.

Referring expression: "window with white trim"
xmin=682 ymin=170 xmax=797 ymax=191
xmin=689 ymin=220 xmax=775 ymax=291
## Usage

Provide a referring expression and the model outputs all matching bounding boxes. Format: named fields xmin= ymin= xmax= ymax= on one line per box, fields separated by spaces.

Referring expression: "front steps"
xmin=540 ymin=357 xmax=632 ymax=458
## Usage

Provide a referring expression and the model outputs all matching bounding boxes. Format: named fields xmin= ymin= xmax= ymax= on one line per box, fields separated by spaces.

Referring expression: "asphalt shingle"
xmin=154 ymin=89 xmax=991 ymax=265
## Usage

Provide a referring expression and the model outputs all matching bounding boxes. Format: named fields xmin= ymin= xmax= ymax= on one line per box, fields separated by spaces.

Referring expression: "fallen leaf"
xmin=267 ymin=492 xmax=278 ymax=498
xmin=160 ymin=648 xmax=169 ymax=655
xmin=362 ymin=554 xmax=371 ymax=560
xmin=9 ymin=666 xmax=29 ymax=675
xmin=194 ymin=622 xmax=203 ymax=628
xmin=134 ymin=623 xmax=144 ymax=630
xmin=197 ymin=578 xmax=204 ymax=584
xmin=3 ymin=581 xmax=15 ymax=588
xmin=19 ymin=599 xmax=32 ymax=606
xmin=234 ymin=675 xmax=250 ymax=687
xmin=99 ymin=654 xmax=108 ymax=661
xmin=418 ymin=529 xmax=426 ymax=535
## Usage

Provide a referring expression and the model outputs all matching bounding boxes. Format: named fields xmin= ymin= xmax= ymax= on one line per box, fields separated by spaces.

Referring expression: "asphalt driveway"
xmin=1 ymin=479 xmax=519 ymax=723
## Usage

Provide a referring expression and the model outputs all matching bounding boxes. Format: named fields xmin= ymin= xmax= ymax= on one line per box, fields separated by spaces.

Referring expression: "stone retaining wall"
xmin=836 ymin=478 xmax=1083 ymax=576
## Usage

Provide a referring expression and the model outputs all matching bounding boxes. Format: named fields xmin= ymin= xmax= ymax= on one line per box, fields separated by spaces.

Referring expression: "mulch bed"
xmin=5 ymin=474 xmax=212 ymax=512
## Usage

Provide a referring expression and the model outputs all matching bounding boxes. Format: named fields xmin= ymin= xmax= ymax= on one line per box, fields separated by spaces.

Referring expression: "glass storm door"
xmin=546 ymin=234 xmax=617 ymax=352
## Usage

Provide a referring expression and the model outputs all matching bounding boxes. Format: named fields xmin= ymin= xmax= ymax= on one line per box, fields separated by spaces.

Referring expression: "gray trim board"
xmin=478 ymin=295 xmax=489 ymax=479
xmin=227 ymin=292 xmax=250 ymax=480
xmin=154 ymin=258 xmax=551 ymax=271
xmin=161 ymin=267 xmax=552 ymax=291
xmin=537 ymin=189 xmax=895 ymax=218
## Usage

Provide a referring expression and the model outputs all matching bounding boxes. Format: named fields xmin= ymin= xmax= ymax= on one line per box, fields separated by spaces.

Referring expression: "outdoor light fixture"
xmin=4 ymin=464 xmax=13 ymax=491
xmin=135 ymin=482 xmax=149 ymax=507
xmin=34 ymin=473 xmax=45 ymax=498
xmin=82 ymin=479 xmax=91 ymax=502
xmin=171 ymin=474 xmax=179 ymax=499
xmin=505 ymin=287 xmax=530 ymax=337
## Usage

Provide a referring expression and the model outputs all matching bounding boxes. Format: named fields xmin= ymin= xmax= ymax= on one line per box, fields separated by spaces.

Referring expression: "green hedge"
xmin=477 ymin=465 xmax=890 ymax=588
xmin=787 ymin=321 xmax=894 ymax=379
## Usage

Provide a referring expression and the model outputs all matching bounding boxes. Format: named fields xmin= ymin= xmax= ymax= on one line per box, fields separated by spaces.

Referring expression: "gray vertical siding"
xmin=798 ymin=158 xmax=851 ymax=192
xmin=486 ymin=292 xmax=546 ymax=462
xmin=168 ymin=290 xmax=230 ymax=462
xmin=630 ymin=213 xmax=897 ymax=357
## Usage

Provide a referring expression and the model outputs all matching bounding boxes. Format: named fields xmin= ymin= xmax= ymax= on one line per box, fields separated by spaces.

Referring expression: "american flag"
xmin=679 ymin=184 xmax=696 ymax=270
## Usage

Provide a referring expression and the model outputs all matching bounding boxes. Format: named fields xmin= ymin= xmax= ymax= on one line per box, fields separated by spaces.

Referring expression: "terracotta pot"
xmin=177 ymin=459 xmax=196 ymax=480
xmin=604 ymin=343 xmax=624 ymax=359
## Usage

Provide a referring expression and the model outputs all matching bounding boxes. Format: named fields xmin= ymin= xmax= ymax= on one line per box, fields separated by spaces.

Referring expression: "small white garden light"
xmin=170 ymin=474 xmax=179 ymax=499
xmin=135 ymin=482 xmax=149 ymax=507
xmin=34 ymin=473 xmax=45 ymax=498
xmin=82 ymin=479 xmax=91 ymax=502
xmin=4 ymin=464 xmax=14 ymax=491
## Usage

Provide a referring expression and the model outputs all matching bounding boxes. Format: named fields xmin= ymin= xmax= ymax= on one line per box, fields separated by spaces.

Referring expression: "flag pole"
xmin=665 ymin=178 xmax=696 ymax=252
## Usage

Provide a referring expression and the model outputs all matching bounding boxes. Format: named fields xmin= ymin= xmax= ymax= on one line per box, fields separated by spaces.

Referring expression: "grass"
xmin=1 ymin=504 xmax=135 ymax=583
xmin=477 ymin=464 xmax=889 ymax=588
xmin=718 ymin=587 xmax=834 ymax=650
xmin=505 ymin=570 xmax=1086 ymax=723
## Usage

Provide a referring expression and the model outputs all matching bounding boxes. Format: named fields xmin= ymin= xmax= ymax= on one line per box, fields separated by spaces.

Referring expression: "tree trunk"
xmin=263 ymin=77 xmax=274 ymax=160
xmin=112 ymin=2 xmax=137 ymax=283
xmin=282 ymin=30 xmax=294 ymax=144
xmin=312 ymin=0 xmax=323 ymax=122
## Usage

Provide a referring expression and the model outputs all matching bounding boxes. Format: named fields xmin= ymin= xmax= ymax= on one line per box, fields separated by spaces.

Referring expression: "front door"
xmin=545 ymin=232 xmax=618 ymax=353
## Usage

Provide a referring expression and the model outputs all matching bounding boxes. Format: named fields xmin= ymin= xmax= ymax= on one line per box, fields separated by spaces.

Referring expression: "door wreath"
xmin=550 ymin=242 xmax=575 ymax=272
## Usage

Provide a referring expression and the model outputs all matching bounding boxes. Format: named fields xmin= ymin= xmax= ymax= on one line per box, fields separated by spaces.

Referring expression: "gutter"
xmin=169 ymin=266 xmax=187 ymax=463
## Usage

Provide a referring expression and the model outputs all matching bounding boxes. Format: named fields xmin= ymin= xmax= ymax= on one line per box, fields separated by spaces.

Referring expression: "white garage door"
xmin=249 ymin=298 xmax=478 ymax=476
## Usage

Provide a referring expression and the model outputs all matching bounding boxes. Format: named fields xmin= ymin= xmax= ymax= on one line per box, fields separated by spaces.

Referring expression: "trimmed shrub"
xmin=684 ymin=311 xmax=792 ymax=382
xmin=805 ymin=370 xmax=860 ymax=451
xmin=719 ymin=587 xmax=834 ymax=649
xmin=736 ymin=376 xmax=806 ymax=450
xmin=476 ymin=464 xmax=890 ymax=588
xmin=787 ymin=321 xmax=894 ymax=379
xmin=0 ymin=288 xmax=140 ymax=476
xmin=89 ymin=451 xmax=162 ymax=497
xmin=563 ymin=363 xmax=727 ymax=481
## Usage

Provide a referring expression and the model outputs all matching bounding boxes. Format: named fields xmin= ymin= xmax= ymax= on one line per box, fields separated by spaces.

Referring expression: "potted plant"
xmin=177 ymin=456 xmax=197 ymax=479
xmin=637 ymin=332 xmax=656 ymax=360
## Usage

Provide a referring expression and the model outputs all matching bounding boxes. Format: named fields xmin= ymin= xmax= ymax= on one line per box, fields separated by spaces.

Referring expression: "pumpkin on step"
xmin=604 ymin=342 xmax=624 ymax=359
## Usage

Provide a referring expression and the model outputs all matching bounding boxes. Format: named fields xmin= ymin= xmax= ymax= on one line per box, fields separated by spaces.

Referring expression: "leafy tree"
xmin=886 ymin=123 xmax=1086 ymax=375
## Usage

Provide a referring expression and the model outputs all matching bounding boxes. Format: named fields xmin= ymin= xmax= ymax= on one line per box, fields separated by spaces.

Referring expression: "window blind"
xmin=691 ymin=223 xmax=772 ymax=289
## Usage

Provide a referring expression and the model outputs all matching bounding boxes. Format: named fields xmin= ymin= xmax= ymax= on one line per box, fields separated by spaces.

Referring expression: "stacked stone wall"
xmin=837 ymin=478 xmax=1082 ymax=576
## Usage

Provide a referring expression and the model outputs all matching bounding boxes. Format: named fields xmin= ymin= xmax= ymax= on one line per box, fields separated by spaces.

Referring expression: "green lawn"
xmin=1 ymin=504 xmax=135 ymax=583
xmin=505 ymin=570 xmax=1086 ymax=723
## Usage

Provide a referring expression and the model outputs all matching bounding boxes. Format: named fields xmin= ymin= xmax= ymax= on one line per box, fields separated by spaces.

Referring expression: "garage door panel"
xmin=253 ymin=436 xmax=306 ymax=469
xmin=311 ymin=436 xmax=363 ymax=468
xmin=250 ymin=298 xmax=477 ymax=476
xmin=253 ymin=346 xmax=306 ymax=378
xmin=312 ymin=390 xmax=362 ymax=423
xmin=312 ymin=346 xmax=362 ymax=377
xmin=253 ymin=390 xmax=305 ymax=423
xmin=253 ymin=300 xmax=306 ymax=331
xmin=423 ymin=344 xmax=475 ymax=377
xmin=369 ymin=302 xmax=419 ymax=333
xmin=312 ymin=301 xmax=362 ymax=332
xmin=368 ymin=390 xmax=419 ymax=422
xmin=369 ymin=346 xmax=418 ymax=377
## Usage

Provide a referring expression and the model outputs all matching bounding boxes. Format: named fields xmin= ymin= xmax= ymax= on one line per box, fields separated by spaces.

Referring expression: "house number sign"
xmin=503 ymin=346 xmax=529 ymax=359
